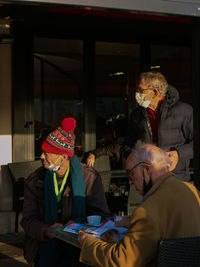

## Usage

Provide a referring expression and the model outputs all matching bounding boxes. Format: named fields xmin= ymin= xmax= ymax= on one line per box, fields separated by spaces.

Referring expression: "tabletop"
xmin=49 ymin=226 xmax=81 ymax=248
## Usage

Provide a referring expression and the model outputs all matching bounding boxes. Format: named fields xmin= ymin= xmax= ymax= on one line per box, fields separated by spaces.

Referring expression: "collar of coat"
xmin=164 ymin=85 xmax=180 ymax=108
xmin=141 ymin=172 xmax=176 ymax=202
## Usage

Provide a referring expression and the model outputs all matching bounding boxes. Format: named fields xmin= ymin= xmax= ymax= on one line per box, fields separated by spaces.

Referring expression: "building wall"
xmin=0 ymin=42 xmax=14 ymax=233
xmin=0 ymin=42 xmax=12 ymax=166
xmin=15 ymin=0 xmax=200 ymax=17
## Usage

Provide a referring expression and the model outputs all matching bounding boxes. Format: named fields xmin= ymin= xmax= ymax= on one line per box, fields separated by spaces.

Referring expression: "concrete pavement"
xmin=0 ymin=232 xmax=28 ymax=267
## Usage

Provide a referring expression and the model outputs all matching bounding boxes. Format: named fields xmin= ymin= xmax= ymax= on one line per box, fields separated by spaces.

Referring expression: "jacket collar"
xmin=163 ymin=85 xmax=180 ymax=108
xmin=141 ymin=172 xmax=176 ymax=202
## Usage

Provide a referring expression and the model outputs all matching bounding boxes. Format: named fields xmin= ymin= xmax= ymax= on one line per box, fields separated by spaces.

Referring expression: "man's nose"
xmin=40 ymin=152 xmax=45 ymax=159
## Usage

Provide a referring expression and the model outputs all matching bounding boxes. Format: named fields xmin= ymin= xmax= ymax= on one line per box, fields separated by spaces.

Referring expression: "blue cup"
xmin=87 ymin=215 xmax=101 ymax=226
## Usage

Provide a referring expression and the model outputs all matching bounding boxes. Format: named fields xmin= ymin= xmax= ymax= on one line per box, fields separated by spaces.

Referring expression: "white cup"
xmin=87 ymin=215 xmax=101 ymax=226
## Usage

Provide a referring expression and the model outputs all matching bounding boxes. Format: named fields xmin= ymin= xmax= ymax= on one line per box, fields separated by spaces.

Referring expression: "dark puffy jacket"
xmin=122 ymin=85 xmax=193 ymax=181
xmin=21 ymin=164 xmax=110 ymax=265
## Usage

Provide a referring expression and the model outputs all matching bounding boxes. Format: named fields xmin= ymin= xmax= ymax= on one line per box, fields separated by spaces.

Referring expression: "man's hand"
xmin=78 ymin=231 xmax=90 ymax=246
xmin=167 ymin=150 xmax=179 ymax=171
xmin=86 ymin=153 xmax=95 ymax=167
xmin=45 ymin=223 xmax=63 ymax=239
xmin=64 ymin=219 xmax=75 ymax=226
xmin=101 ymin=229 xmax=119 ymax=242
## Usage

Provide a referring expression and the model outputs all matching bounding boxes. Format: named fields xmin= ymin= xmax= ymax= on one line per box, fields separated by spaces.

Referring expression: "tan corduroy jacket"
xmin=80 ymin=172 xmax=200 ymax=267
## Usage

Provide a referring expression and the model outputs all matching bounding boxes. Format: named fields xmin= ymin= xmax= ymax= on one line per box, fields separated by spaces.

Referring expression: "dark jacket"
xmin=122 ymin=85 xmax=193 ymax=181
xmin=21 ymin=164 xmax=110 ymax=265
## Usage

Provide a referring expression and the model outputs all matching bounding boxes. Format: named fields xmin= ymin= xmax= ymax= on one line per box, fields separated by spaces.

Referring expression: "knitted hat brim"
xmin=41 ymin=140 xmax=74 ymax=157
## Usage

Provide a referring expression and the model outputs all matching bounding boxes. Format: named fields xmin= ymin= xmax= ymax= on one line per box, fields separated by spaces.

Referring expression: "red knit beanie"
xmin=41 ymin=117 xmax=76 ymax=157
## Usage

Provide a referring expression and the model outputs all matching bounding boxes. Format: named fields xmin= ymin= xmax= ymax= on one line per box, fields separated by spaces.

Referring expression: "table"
xmin=49 ymin=226 xmax=81 ymax=248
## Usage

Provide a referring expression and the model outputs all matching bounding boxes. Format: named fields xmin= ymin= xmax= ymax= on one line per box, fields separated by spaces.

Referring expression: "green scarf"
xmin=44 ymin=155 xmax=86 ymax=225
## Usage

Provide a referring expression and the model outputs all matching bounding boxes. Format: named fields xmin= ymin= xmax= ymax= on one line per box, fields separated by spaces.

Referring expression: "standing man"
xmin=122 ymin=71 xmax=193 ymax=181
xmin=78 ymin=144 xmax=200 ymax=267
xmin=22 ymin=117 xmax=110 ymax=267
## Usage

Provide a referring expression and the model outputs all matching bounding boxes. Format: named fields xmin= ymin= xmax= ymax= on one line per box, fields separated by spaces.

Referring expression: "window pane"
xmin=151 ymin=45 xmax=192 ymax=105
xmin=96 ymin=42 xmax=140 ymax=97
xmin=34 ymin=39 xmax=83 ymax=158
xmin=95 ymin=41 xmax=140 ymax=168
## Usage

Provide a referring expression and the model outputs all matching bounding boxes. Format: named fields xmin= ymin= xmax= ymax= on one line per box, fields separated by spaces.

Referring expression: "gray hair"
xmin=132 ymin=143 xmax=171 ymax=171
xmin=139 ymin=72 xmax=168 ymax=97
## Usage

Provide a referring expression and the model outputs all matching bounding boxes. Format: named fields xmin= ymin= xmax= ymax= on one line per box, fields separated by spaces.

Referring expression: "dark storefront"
xmin=0 ymin=2 xmax=200 ymax=190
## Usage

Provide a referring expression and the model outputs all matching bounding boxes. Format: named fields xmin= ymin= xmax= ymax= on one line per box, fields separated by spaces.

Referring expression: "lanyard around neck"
xmin=53 ymin=166 xmax=70 ymax=203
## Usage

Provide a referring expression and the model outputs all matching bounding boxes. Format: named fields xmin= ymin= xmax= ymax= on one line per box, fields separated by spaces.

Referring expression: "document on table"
xmin=50 ymin=220 xmax=128 ymax=247
xmin=63 ymin=220 xmax=128 ymax=241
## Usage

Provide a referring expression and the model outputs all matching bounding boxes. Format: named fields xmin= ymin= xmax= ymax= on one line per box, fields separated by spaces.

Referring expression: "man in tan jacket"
xmin=78 ymin=144 xmax=200 ymax=267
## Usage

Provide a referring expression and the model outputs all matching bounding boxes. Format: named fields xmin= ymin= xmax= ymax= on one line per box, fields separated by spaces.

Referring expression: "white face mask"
xmin=46 ymin=155 xmax=62 ymax=172
xmin=135 ymin=92 xmax=151 ymax=108
xmin=47 ymin=164 xmax=60 ymax=172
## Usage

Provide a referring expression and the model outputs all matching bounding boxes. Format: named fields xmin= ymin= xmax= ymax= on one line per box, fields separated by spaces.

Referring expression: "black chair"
xmin=8 ymin=160 xmax=42 ymax=232
xmin=157 ymin=236 xmax=200 ymax=267
xmin=94 ymin=155 xmax=112 ymax=193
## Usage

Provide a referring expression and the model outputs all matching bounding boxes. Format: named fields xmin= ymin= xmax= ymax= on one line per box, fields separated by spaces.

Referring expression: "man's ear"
xmin=143 ymin=163 xmax=151 ymax=175
xmin=63 ymin=155 xmax=69 ymax=160
xmin=153 ymin=88 xmax=159 ymax=97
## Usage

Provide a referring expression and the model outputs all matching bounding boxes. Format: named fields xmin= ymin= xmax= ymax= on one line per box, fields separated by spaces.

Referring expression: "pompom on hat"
xmin=41 ymin=117 xmax=76 ymax=157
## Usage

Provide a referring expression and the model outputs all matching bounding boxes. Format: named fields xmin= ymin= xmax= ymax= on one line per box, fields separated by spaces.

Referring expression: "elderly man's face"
xmin=137 ymin=78 xmax=150 ymax=93
xmin=137 ymin=78 xmax=154 ymax=100
xmin=126 ymin=156 xmax=144 ymax=195
xmin=40 ymin=151 xmax=62 ymax=170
